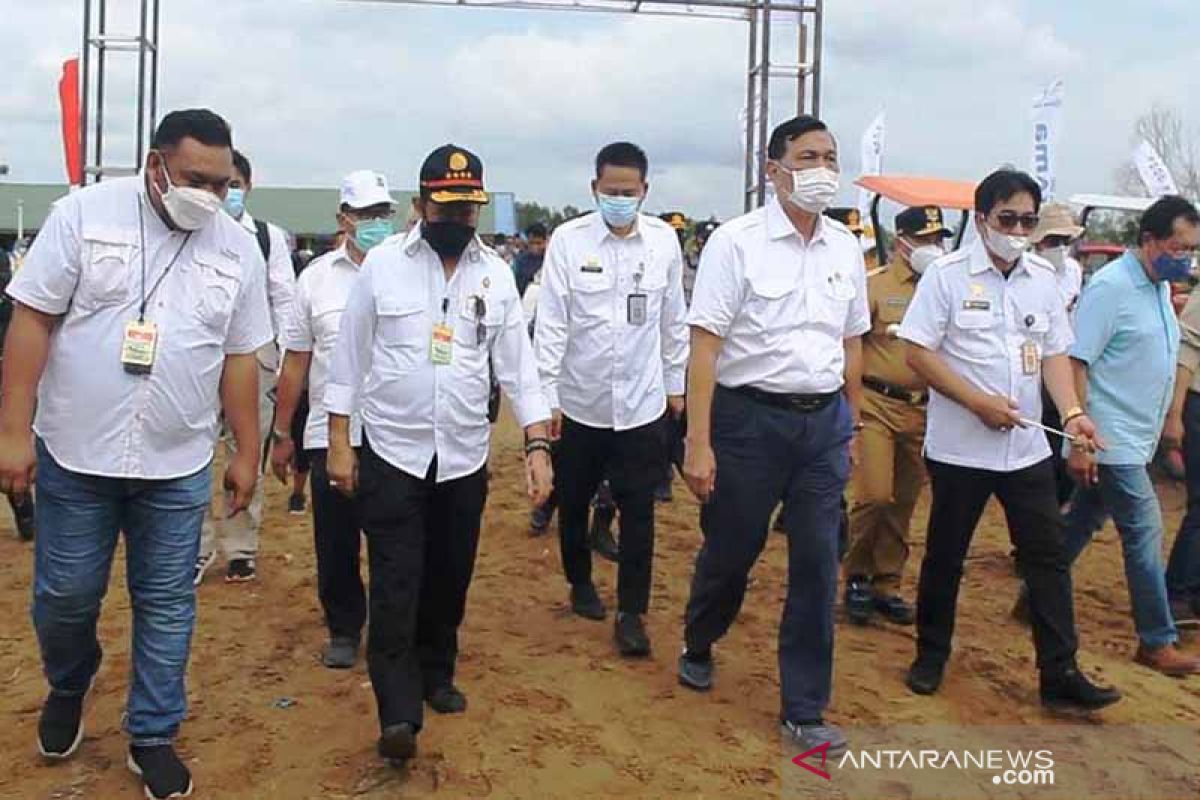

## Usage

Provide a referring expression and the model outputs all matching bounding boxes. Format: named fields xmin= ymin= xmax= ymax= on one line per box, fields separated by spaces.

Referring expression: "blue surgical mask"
xmin=223 ymin=187 xmax=245 ymax=219
xmin=1152 ymin=252 xmax=1194 ymax=283
xmin=596 ymin=193 xmax=641 ymax=228
xmin=354 ymin=218 xmax=394 ymax=252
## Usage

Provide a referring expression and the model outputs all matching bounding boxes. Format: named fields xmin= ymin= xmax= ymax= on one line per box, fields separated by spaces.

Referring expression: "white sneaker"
xmin=193 ymin=552 xmax=217 ymax=587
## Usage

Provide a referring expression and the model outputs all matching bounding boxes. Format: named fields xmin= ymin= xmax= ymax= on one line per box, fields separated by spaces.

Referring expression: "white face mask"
xmin=909 ymin=244 xmax=946 ymax=275
xmin=983 ymin=223 xmax=1029 ymax=264
xmin=1041 ymin=244 xmax=1068 ymax=270
xmin=784 ymin=166 xmax=840 ymax=213
xmin=156 ymin=158 xmax=223 ymax=231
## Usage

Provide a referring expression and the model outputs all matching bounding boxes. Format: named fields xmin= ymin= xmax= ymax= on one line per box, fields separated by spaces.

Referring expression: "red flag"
xmin=58 ymin=58 xmax=83 ymax=185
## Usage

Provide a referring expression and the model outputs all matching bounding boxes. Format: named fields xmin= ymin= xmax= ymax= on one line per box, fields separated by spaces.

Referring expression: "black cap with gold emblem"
xmin=895 ymin=205 xmax=952 ymax=238
xmin=419 ymin=144 xmax=489 ymax=205
xmin=824 ymin=206 xmax=865 ymax=235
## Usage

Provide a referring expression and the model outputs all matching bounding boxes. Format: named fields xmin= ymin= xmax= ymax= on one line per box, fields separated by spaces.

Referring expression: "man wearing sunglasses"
xmin=324 ymin=145 xmax=553 ymax=764
xmin=898 ymin=169 xmax=1121 ymax=712
xmin=269 ymin=170 xmax=396 ymax=670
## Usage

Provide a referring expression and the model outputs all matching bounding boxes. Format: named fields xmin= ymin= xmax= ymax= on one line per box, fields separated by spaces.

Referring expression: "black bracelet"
xmin=525 ymin=436 xmax=551 ymax=448
xmin=525 ymin=441 xmax=553 ymax=457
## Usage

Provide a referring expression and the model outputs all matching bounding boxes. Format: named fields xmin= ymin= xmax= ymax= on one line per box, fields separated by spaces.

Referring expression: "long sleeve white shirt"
xmin=238 ymin=211 xmax=296 ymax=370
xmin=534 ymin=212 xmax=689 ymax=431
xmin=325 ymin=226 xmax=550 ymax=482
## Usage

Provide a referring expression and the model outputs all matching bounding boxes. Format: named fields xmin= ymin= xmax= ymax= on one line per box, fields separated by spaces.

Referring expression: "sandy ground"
xmin=1 ymin=409 xmax=1199 ymax=799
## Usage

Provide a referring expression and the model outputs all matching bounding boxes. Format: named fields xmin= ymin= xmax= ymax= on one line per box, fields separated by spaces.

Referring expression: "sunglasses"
xmin=471 ymin=295 xmax=487 ymax=346
xmin=992 ymin=211 xmax=1040 ymax=232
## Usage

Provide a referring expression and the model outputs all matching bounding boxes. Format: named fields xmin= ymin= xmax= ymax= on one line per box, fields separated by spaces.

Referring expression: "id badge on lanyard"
xmin=627 ymin=264 xmax=647 ymax=326
xmin=121 ymin=321 xmax=159 ymax=374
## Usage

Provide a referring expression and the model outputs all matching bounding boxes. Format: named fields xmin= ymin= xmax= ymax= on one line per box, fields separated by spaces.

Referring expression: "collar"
xmin=331 ymin=244 xmax=361 ymax=270
xmin=238 ymin=211 xmax=256 ymax=234
xmin=589 ymin=210 xmax=642 ymax=247
xmin=765 ymin=196 xmax=826 ymax=244
xmin=966 ymin=237 xmax=1030 ymax=278
xmin=1124 ymin=249 xmax=1154 ymax=289
xmin=137 ymin=175 xmax=173 ymax=236
xmin=401 ymin=222 xmax=484 ymax=264
xmin=890 ymin=254 xmax=917 ymax=283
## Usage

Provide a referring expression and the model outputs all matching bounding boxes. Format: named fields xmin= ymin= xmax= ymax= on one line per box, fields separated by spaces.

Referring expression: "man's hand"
xmin=969 ymin=393 xmax=1023 ymax=431
xmin=223 ymin=452 xmax=258 ymax=517
xmin=667 ymin=395 xmax=685 ymax=419
xmin=1163 ymin=413 xmax=1185 ymax=452
xmin=849 ymin=430 xmax=862 ymax=469
xmin=684 ymin=438 xmax=717 ymax=502
xmin=550 ymin=409 xmax=563 ymax=442
xmin=270 ymin=435 xmax=295 ymax=485
xmin=327 ymin=444 xmax=358 ymax=497
xmin=0 ymin=427 xmax=36 ymax=498
xmin=525 ymin=450 xmax=553 ymax=506
xmin=1064 ymin=413 xmax=1106 ymax=453
xmin=1067 ymin=443 xmax=1100 ymax=486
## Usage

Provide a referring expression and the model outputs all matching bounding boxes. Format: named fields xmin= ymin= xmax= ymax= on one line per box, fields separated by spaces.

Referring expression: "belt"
xmin=728 ymin=385 xmax=839 ymax=413
xmin=863 ymin=376 xmax=928 ymax=405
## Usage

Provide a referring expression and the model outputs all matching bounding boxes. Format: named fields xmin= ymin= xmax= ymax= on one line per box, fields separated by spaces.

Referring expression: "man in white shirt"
xmin=325 ymin=145 xmax=552 ymax=764
xmin=679 ymin=116 xmax=868 ymax=755
xmin=898 ymin=168 xmax=1121 ymax=712
xmin=0 ymin=109 xmax=271 ymax=800
xmin=534 ymin=142 xmax=688 ymax=656
xmin=269 ymin=170 xmax=396 ymax=669
xmin=196 ymin=148 xmax=296 ymax=585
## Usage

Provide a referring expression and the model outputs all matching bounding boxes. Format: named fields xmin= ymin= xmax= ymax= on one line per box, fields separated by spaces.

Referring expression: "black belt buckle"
xmin=787 ymin=395 xmax=832 ymax=413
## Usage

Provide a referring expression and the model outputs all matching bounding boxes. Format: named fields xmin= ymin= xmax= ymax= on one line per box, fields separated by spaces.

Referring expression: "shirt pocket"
xmin=809 ymin=273 xmax=855 ymax=330
xmin=951 ymin=307 xmax=1000 ymax=360
xmin=79 ymin=232 xmax=136 ymax=309
xmin=193 ymin=255 xmax=241 ymax=335
xmin=454 ymin=296 xmax=507 ymax=349
xmin=375 ymin=298 xmax=426 ymax=373
xmin=874 ymin=297 xmax=908 ymax=337
xmin=743 ymin=270 xmax=798 ymax=333
xmin=569 ymin=269 xmax=616 ymax=321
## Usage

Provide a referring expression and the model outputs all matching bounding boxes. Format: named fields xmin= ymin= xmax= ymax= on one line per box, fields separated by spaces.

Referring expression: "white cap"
xmin=340 ymin=170 xmax=394 ymax=210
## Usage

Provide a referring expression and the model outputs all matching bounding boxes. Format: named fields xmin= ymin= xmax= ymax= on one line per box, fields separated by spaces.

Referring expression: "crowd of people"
xmin=1 ymin=106 xmax=1199 ymax=800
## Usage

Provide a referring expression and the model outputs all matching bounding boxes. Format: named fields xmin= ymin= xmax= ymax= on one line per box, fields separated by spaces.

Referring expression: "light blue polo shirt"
xmin=1069 ymin=251 xmax=1180 ymax=465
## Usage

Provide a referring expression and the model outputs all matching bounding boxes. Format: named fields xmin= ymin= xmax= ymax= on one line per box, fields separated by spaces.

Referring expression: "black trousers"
xmin=684 ymin=386 xmax=850 ymax=721
xmin=1041 ymin=389 xmax=1072 ymax=507
xmin=308 ymin=449 xmax=365 ymax=641
xmin=918 ymin=457 xmax=1078 ymax=675
xmin=357 ymin=444 xmax=487 ymax=732
xmin=556 ymin=415 xmax=665 ymax=614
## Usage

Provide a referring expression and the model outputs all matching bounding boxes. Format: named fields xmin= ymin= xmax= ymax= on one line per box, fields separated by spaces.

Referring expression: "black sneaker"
xmin=321 ymin=637 xmax=359 ymax=669
xmin=782 ymin=719 xmax=849 ymax=757
xmin=192 ymin=552 xmax=216 ymax=587
xmin=127 ymin=744 xmax=193 ymax=799
xmin=426 ymin=684 xmax=468 ymax=714
xmin=872 ymin=593 xmax=915 ymax=626
xmin=37 ymin=692 xmax=86 ymax=760
xmin=1169 ymin=596 xmax=1200 ymax=629
xmin=905 ymin=658 xmax=945 ymax=696
xmin=378 ymin=723 xmax=417 ymax=763
xmin=570 ymin=583 xmax=607 ymax=621
xmin=614 ymin=613 xmax=651 ymax=657
xmin=678 ymin=649 xmax=714 ymax=692
xmin=224 ymin=558 xmax=256 ymax=583
xmin=844 ymin=576 xmax=874 ymax=626
xmin=287 ymin=493 xmax=306 ymax=515
xmin=1040 ymin=668 xmax=1122 ymax=713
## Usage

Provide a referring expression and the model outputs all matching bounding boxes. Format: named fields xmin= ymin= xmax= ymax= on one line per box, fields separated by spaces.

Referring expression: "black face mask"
xmin=422 ymin=221 xmax=476 ymax=260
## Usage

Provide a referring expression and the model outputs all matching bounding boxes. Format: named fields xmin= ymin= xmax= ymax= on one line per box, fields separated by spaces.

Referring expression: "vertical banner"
xmin=1031 ymin=79 xmax=1063 ymax=200
xmin=856 ymin=110 xmax=886 ymax=219
xmin=1132 ymin=140 xmax=1180 ymax=197
xmin=58 ymin=58 xmax=83 ymax=186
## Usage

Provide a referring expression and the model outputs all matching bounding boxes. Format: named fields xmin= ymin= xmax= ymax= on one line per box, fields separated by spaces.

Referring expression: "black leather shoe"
xmin=844 ymin=576 xmax=874 ymax=626
xmin=378 ymin=723 xmax=417 ymax=762
xmin=570 ymin=583 xmax=607 ymax=621
xmin=678 ymin=651 xmax=714 ymax=691
xmin=588 ymin=507 xmax=619 ymax=562
xmin=426 ymin=684 xmax=467 ymax=714
xmin=1040 ymin=668 xmax=1122 ymax=713
xmin=321 ymin=637 xmax=359 ymax=669
xmin=872 ymin=593 xmax=915 ymax=625
xmin=614 ymin=613 xmax=651 ymax=657
xmin=906 ymin=659 xmax=945 ymax=695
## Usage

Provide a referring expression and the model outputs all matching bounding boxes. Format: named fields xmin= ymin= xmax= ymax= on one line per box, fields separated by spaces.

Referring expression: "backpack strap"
xmin=254 ymin=219 xmax=272 ymax=262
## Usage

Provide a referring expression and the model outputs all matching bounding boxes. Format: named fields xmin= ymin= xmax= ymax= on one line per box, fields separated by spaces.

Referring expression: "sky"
xmin=1 ymin=0 xmax=1197 ymax=222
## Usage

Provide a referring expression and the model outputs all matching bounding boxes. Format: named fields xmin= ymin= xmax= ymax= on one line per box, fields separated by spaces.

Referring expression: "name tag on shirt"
xmin=121 ymin=320 xmax=158 ymax=374
xmin=885 ymin=296 xmax=907 ymax=307
xmin=1021 ymin=340 xmax=1040 ymax=376
xmin=431 ymin=323 xmax=453 ymax=366
xmin=962 ymin=299 xmax=991 ymax=311
xmin=581 ymin=255 xmax=603 ymax=274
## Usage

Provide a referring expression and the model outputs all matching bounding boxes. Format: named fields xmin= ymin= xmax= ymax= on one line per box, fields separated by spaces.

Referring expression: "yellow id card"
xmin=431 ymin=323 xmax=454 ymax=366
xmin=121 ymin=320 xmax=158 ymax=374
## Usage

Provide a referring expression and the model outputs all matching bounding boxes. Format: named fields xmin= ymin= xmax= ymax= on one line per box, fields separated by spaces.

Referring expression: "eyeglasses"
xmin=992 ymin=211 xmax=1040 ymax=232
xmin=348 ymin=208 xmax=395 ymax=222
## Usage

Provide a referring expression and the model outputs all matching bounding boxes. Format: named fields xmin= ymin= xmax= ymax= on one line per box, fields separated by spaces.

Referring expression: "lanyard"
xmin=137 ymin=200 xmax=192 ymax=323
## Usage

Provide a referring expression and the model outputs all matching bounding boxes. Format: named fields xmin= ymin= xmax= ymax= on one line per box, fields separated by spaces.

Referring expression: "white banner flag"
xmin=1133 ymin=140 xmax=1180 ymax=197
xmin=1031 ymin=79 xmax=1063 ymax=199
xmin=856 ymin=110 xmax=886 ymax=218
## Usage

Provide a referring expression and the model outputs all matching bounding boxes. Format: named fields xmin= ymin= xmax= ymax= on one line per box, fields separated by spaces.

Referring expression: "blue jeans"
xmin=1063 ymin=463 xmax=1177 ymax=649
xmin=32 ymin=439 xmax=211 ymax=746
xmin=1167 ymin=390 xmax=1200 ymax=602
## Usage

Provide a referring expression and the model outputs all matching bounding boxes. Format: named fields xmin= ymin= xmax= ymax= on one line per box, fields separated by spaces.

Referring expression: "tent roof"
xmin=855 ymin=175 xmax=977 ymax=211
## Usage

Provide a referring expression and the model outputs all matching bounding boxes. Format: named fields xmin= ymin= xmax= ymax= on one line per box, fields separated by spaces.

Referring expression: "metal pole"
xmin=16 ymin=200 xmax=24 ymax=242
xmin=94 ymin=0 xmax=107 ymax=180
xmin=755 ymin=0 xmax=772 ymax=207
xmin=743 ymin=10 xmax=758 ymax=213
xmin=135 ymin=0 xmax=148 ymax=168
xmin=796 ymin=20 xmax=807 ymax=115
xmin=80 ymin=0 xmax=91 ymax=185
xmin=150 ymin=0 xmax=160 ymax=135
xmin=812 ymin=0 xmax=823 ymax=117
